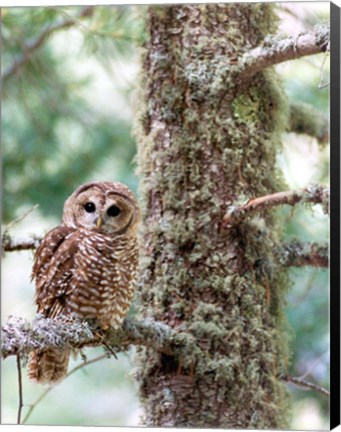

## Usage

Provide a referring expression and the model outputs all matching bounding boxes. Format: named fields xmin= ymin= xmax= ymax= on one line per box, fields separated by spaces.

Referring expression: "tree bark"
xmin=134 ymin=4 xmax=290 ymax=428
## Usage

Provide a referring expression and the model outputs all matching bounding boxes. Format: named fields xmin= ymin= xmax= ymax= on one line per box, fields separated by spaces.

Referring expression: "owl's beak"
xmin=96 ymin=216 xmax=103 ymax=228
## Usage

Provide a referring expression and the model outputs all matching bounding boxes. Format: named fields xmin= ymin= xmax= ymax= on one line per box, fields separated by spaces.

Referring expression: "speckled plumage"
xmin=28 ymin=181 xmax=140 ymax=384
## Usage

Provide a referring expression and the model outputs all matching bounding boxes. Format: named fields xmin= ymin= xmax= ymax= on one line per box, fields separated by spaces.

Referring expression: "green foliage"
xmin=81 ymin=6 xmax=146 ymax=65
xmin=2 ymin=6 xmax=145 ymax=223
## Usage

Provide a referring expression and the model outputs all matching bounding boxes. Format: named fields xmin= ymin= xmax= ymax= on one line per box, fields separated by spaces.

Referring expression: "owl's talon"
xmin=94 ymin=330 xmax=118 ymax=359
xmin=80 ymin=350 xmax=87 ymax=363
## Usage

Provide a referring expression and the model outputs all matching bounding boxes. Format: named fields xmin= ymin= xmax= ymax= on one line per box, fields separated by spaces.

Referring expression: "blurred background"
xmin=1 ymin=3 xmax=330 ymax=428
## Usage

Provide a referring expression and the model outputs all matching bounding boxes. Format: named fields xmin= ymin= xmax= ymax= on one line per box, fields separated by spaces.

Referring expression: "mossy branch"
xmin=1 ymin=315 xmax=203 ymax=363
xmin=288 ymin=102 xmax=329 ymax=145
xmin=223 ymin=184 xmax=329 ymax=225
xmin=279 ymin=241 xmax=328 ymax=268
xmin=1 ymin=6 xmax=94 ymax=84
xmin=2 ymin=234 xmax=42 ymax=253
xmin=239 ymin=23 xmax=329 ymax=81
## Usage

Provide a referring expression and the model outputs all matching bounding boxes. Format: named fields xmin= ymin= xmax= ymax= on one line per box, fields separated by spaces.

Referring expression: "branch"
xmin=3 ymin=186 xmax=329 ymax=251
xmin=282 ymin=374 xmax=330 ymax=397
xmin=16 ymin=354 xmax=24 ymax=424
xmin=223 ymin=184 xmax=329 ymax=226
xmin=279 ymin=240 xmax=328 ymax=268
xmin=1 ymin=6 xmax=94 ymax=84
xmin=1 ymin=315 xmax=203 ymax=366
xmin=2 ymin=234 xmax=42 ymax=253
xmin=288 ymin=102 xmax=329 ymax=145
xmin=239 ymin=23 xmax=329 ymax=81
xmin=22 ymin=353 xmax=108 ymax=424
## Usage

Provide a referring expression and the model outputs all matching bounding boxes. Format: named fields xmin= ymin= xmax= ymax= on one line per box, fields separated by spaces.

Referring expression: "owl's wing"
xmin=32 ymin=226 xmax=80 ymax=318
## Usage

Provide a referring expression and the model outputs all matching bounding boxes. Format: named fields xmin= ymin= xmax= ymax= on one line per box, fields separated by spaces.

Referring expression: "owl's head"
xmin=62 ymin=181 xmax=140 ymax=235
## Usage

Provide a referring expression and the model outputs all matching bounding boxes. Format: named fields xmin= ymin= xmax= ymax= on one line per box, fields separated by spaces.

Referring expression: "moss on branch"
xmin=289 ymin=102 xmax=329 ymax=145
xmin=278 ymin=240 xmax=329 ymax=268
xmin=1 ymin=316 xmax=95 ymax=358
xmin=2 ymin=234 xmax=42 ymax=253
xmin=1 ymin=315 xmax=203 ymax=366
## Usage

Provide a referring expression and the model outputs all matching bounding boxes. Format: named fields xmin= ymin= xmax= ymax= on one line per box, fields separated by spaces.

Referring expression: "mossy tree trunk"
xmin=135 ymin=3 xmax=291 ymax=428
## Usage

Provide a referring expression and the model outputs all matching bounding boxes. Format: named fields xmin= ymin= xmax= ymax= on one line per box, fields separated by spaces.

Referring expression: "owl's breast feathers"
xmin=32 ymin=226 xmax=138 ymax=324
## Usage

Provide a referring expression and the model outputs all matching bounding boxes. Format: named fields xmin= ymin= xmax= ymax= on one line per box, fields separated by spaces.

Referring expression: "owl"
xmin=27 ymin=181 xmax=140 ymax=384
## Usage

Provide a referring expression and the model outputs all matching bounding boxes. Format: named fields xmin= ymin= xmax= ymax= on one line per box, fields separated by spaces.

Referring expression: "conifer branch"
xmin=2 ymin=6 xmax=94 ymax=84
xmin=279 ymin=241 xmax=328 ymax=268
xmin=223 ymin=184 xmax=329 ymax=226
xmin=239 ymin=23 xmax=329 ymax=81
xmin=1 ymin=315 xmax=203 ymax=364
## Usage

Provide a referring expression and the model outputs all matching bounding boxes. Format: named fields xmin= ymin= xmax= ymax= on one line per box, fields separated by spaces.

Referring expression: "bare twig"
xmin=4 ymin=205 xmax=39 ymax=233
xmin=318 ymin=80 xmax=330 ymax=90
xmin=22 ymin=354 xmax=107 ymax=424
xmin=63 ymin=353 xmax=109 ymax=379
xmin=279 ymin=241 xmax=328 ymax=268
xmin=1 ymin=205 xmax=42 ymax=253
xmin=282 ymin=374 xmax=330 ymax=397
xmin=239 ymin=23 xmax=329 ymax=81
xmin=23 ymin=386 xmax=52 ymax=425
xmin=16 ymin=354 xmax=24 ymax=425
xmin=2 ymin=6 xmax=94 ymax=84
xmin=223 ymin=184 xmax=329 ymax=226
xmin=318 ymin=45 xmax=330 ymax=89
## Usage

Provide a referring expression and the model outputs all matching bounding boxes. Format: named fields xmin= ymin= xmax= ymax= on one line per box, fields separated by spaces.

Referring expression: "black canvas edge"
xmin=330 ymin=2 xmax=341 ymax=430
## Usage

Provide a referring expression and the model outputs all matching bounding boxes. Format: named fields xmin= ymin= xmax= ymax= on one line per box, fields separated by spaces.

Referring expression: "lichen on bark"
xmin=134 ymin=3 xmax=291 ymax=428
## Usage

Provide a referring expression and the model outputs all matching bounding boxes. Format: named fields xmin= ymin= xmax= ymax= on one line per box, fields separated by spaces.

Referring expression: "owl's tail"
xmin=28 ymin=349 xmax=70 ymax=384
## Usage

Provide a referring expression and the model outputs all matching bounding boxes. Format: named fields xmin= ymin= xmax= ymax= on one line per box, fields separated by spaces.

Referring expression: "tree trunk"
xmin=134 ymin=3 xmax=290 ymax=428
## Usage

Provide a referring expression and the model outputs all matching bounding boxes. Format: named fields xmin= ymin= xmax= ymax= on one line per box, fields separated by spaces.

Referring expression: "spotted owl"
xmin=28 ymin=181 xmax=140 ymax=384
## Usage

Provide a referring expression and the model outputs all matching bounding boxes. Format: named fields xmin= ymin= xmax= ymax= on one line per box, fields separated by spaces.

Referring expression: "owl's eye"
xmin=107 ymin=205 xmax=121 ymax=217
xmin=84 ymin=202 xmax=96 ymax=213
